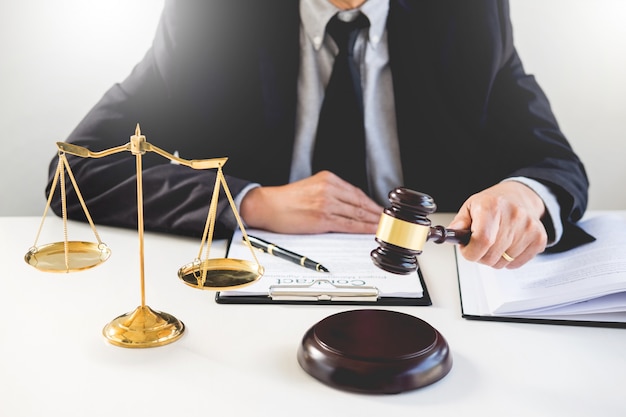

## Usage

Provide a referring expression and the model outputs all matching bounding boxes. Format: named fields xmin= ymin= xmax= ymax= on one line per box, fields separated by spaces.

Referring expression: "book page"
xmin=457 ymin=213 xmax=626 ymax=316
xmin=220 ymin=230 xmax=423 ymax=298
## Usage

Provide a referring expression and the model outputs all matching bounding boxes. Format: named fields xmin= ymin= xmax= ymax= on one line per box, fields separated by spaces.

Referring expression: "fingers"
xmin=448 ymin=207 xmax=472 ymax=234
xmin=484 ymin=220 xmax=546 ymax=269
xmin=314 ymin=171 xmax=383 ymax=232
xmin=463 ymin=213 xmax=546 ymax=269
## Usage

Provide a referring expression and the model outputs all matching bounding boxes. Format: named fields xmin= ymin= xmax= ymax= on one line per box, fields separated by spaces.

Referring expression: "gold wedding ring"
xmin=501 ymin=252 xmax=515 ymax=262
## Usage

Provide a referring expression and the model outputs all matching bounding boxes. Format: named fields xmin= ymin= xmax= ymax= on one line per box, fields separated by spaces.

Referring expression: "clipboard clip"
xmin=269 ymin=279 xmax=379 ymax=302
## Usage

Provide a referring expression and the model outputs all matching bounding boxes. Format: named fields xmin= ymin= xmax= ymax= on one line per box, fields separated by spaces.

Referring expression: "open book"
xmin=216 ymin=230 xmax=430 ymax=305
xmin=457 ymin=212 xmax=626 ymax=327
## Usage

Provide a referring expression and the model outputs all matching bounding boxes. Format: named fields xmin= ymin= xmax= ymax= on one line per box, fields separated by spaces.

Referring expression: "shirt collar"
xmin=300 ymin=0 xmax=389 ymax=50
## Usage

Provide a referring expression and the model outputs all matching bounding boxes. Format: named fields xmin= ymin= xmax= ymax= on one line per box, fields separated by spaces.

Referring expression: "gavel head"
xmin=370 ymin=188 xmax=437 ymax=275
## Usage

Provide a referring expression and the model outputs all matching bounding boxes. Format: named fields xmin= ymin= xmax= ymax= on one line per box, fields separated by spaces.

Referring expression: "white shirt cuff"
xmin=222 ymin=182 xmax=260 ymax=229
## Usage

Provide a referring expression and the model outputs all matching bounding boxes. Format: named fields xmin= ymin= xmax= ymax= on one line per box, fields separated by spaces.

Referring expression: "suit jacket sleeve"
xmin=487 ymin=0 xmax=594 ymax=250
xmin=45 ymin=1 xmax=252 ymax=238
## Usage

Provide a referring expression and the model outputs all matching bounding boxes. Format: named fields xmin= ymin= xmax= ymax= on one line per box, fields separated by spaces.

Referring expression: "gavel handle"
xmin=428 ymin=225 xmax=471 ymax=245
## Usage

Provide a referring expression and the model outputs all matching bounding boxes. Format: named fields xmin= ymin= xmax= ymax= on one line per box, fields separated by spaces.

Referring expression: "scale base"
xmin=298 ymin=309 xmax=452 ymax=394
xmin=102 ymin=305 xmax=185 ymax=348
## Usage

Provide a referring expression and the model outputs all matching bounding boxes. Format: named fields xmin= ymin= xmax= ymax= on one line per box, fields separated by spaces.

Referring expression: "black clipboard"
xmin=215 ymin=233 xmax=432 ymax=306
xmin=216 ymin=267 xmax=431 ymax=305
xmin=455 ymin=249 xmax=626 ymax=329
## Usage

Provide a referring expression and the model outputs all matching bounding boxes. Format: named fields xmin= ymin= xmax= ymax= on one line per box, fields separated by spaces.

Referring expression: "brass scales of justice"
xmin=24 ymin=124 xmax=264 ymax=348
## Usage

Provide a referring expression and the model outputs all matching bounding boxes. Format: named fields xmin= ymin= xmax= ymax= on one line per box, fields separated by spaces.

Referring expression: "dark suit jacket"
xmin=48 ymin=0 xmax=592 ymax=249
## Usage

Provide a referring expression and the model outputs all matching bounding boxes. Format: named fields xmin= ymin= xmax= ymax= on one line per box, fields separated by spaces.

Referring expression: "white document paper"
xmin=219 ymin=230 xmax=423 ymax=299
xmin=457 ymin=212 xmax=626 ymax=322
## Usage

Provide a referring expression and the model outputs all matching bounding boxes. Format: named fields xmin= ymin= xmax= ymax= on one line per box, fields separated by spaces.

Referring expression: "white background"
xmin=1 ymin=0 xmax=625 ymax=216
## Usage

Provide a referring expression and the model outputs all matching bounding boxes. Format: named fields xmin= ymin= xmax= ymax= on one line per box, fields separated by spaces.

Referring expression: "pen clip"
xmin=269 ymin=279 xmax=379 ymax=302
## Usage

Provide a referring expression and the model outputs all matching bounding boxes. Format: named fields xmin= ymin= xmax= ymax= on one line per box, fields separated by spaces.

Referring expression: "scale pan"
xmin=178 ymin=258 xmax=263 ymax=290
xmin=24 ymin=241 xmax=111 ymax=273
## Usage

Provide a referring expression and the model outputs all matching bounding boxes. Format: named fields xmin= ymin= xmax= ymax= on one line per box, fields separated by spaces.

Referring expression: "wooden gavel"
xmin=371 ymin=188 xmax=471 ymax=275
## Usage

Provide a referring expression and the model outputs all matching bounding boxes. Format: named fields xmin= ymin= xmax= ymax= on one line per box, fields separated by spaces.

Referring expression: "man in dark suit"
xmin=47 ymin=0 xmax=592 ymax=269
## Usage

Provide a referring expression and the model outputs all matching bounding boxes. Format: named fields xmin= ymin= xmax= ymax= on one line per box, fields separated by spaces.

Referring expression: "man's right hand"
xmin=240 ymin=171 xmax=383 ymax=234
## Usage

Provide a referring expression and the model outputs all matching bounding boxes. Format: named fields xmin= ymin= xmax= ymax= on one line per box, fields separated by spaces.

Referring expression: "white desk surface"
xmin=1 ymin=215 xmax=624 ymax=417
